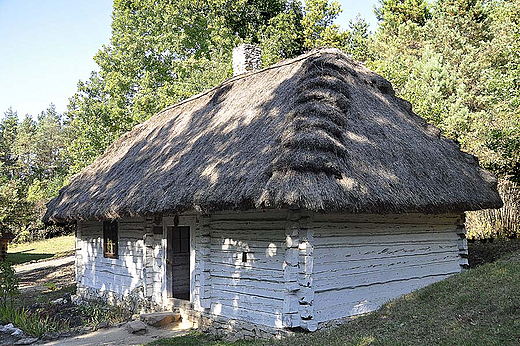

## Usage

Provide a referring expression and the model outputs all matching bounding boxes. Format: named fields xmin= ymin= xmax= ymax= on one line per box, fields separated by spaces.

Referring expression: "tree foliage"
xmin=66 ymin=0 xmax=352 ymax=172
xmin=3 ymin=0 xmax=520 ymax=240
xmin=368 ymin=0 xmax=520 ymax=181
xmin=0 ymin=105 xmax=70 ymax=241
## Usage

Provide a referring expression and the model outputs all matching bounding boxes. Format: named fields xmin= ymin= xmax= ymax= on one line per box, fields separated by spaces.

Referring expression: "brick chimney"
xmin=232 ymin=44 xmax=262 ymax=76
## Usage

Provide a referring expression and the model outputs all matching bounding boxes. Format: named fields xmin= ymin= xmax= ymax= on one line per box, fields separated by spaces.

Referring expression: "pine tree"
xmin=0 ymin=108 xmax=19 ymax=180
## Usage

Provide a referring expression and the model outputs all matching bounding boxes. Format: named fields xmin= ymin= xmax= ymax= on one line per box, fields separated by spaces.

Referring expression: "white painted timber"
xmin=311 ymin=213 xmax=466 ymax=324
xmin=76 ymin=218 xmax=146 ymax=300
xmin=207 ymin=210 xmax=288 ymax=328
xmin=75 ymin=210 xmax=466 ymax=333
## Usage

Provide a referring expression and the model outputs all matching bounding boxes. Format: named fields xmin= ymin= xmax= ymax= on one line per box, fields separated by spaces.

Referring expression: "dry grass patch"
xmin=8 ymin=235 xmax=75 ymax=265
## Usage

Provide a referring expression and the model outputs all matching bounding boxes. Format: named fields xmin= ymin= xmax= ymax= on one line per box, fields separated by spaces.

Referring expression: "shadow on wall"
xmin=212 ymin=236 xmax=284 ymax=328
xmin=81 ymin=233 xmax=143 ymax=297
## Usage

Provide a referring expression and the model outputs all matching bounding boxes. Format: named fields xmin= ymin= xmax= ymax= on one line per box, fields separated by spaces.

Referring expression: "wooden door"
xmin=166 ymin=225 xmax=191 ymax=300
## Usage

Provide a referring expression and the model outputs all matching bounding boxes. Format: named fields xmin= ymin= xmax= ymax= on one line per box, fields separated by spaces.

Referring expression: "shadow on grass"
xmin=468 ymin=238 xmax=520 ymax=268
xmin=8 ymin=252 xmax=54 ymax=265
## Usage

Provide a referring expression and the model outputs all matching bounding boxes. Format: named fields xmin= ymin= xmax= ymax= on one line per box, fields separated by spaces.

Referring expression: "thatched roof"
xmin=44 ymin=48 xmax=502 ymax=223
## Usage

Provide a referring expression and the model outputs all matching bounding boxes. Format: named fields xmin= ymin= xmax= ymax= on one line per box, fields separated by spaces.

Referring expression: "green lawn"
xmin=7 ymin=235 xmax=75 ymax=265
xmin=149 ymin=241 xmax=520 ymax=346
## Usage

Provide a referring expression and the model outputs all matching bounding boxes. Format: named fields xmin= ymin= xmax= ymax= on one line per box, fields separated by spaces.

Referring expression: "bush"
xmin=466 ymin=178 xmax=520 ymax=239
xmin=0 ymin=261 xmax=18 ymax=304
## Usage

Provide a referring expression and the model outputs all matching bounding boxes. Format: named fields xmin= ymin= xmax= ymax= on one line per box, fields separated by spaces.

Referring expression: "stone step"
xmin=140 ymin=312 xmax=182 ymax=327
xmin=125 ymin=320 xmax=147 ymax=335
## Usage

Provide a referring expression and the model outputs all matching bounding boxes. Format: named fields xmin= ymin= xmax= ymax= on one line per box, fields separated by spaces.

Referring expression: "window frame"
xmin=103 ymin=220 xmax=119 ymax=259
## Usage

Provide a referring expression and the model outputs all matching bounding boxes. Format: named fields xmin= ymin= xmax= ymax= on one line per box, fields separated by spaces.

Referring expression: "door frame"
xmin=161 ymin=215 xmax=196 ymax=306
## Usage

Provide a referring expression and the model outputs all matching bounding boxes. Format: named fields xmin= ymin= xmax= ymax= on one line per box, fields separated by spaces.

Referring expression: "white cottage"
xmin=44 ymin=46 xmax=502 ymax=337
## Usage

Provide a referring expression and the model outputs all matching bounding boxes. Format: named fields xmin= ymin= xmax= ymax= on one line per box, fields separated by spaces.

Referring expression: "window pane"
xmin=172 ymin=227 xmax=180 ymax=239
xmin=180 ymin=226 xmax=189 ymax=239
xmin=173 ymin=238 xmax=181 ymax=253
xmin=103 ymin=220 xmax=118 ymax=258
xmin=180 ymin=238 xmax=189 ymax=253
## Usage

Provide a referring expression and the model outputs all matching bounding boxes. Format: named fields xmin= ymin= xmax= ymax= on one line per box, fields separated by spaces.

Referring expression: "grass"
xmin=13 ymin=284 xmax=77 ymax=310
xmin=76 ymin=301 xmax=132 ymax=327
xmin=149 ymin=242 xmax=520 ymax=346
xmin=0 ymin=303 xmax=68 ymax=337
xmin=7 ymin=234 xmax=75 ymax=265
xmin=276 ymin=252 xmax=520 ymax=345
xmin=148 ymin=331 xmax=249 ymax=346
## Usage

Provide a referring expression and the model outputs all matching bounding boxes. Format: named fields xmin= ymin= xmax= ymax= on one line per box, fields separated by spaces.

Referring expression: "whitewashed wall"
xmin=205 ymin=210 xmax=289 ymax=328
xmin=310 ymin=213 xmax=467 ymax=325
xmin=76 ymin=218 xmax=146 ymax=299
xmin=76 ymin=211 xmax=467 ymax=332
xmin=143 ymin=217 xmax=164 ymax=304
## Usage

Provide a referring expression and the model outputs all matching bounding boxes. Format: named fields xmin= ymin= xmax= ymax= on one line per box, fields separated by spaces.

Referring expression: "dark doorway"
xmin=166 ymin=225 xmax=190 ymax=300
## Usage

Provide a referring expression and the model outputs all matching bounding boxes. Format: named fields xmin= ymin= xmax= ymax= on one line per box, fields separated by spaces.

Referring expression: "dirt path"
xmin=10 ymin=256 xmax=191 ymax=345
xmin=42 ymin=324 xmax=191 ymax=346
xmin=14 ymin=255 xmax=75 ymax=291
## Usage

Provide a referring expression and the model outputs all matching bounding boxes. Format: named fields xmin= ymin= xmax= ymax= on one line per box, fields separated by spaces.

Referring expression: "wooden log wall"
xmin=310 ymin=213 xmax=466 ymax=324
xmin=76 ymin=211 xmax=467 ymax=331
xmin=193 ymin=215 xmax=211 ymax=311
xmin=206 ymin=210 xmax=288 ymax=329
xmin=76 ymin=218 xmax=147 ymax=298
xmin=143 ymin=217 xmax=164 ymax=304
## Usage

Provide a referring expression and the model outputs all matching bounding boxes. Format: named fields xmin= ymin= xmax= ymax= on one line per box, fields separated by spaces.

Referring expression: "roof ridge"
xmin=148 ymin=49 xmax=345 ymax=123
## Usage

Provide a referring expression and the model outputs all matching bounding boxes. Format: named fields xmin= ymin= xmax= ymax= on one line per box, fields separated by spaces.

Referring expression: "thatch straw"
xmin=43 ymin=48 xmax=502 ymax=223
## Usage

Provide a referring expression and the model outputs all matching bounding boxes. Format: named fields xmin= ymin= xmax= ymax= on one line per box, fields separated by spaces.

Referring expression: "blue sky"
xmin=0 ymin=0 xmax=378 ymax=118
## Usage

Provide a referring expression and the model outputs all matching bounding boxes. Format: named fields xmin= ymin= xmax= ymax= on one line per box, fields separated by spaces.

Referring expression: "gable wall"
xmin=310 ymin=213 xmax=467 ymax=325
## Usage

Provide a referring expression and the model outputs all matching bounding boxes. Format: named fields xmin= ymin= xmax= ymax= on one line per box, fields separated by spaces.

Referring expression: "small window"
xmin=103 ymin=220 xmax=118 ymax=258
xmin=171 ymin=226 xmax=190 ymax=254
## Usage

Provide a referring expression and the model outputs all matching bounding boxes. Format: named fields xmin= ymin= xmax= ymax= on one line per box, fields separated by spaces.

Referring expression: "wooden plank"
xmin=208 ymin=255 xmax=284 ymax=271
xmin=210 ymin=267 xmax=284 ymax=280
xmin=213 ymin=297 xmax=282 ymax=314
xmin=210 ymin=209 xmax=287 ymax=221
xmin=312 ymin=213 xmax=461 ymax=225
xmin=313 ymin=244 xmax=458 ymax=265
xmin=313 ymin=259 xmax=461 ymax=291
xmin=209 ymin=285 xmax=283 ymax=299
xmin=209 ymin=220 xmax=286 ymax=231
xmin=313 ymin=251 xmax=460 ymax=274
xmin=313 ymin=232 xmax=458 ymax=247
xmin=210 ymin=303 xmax=283 ymax=328
xmin=312 ymin=224 xmax=458 ymax=237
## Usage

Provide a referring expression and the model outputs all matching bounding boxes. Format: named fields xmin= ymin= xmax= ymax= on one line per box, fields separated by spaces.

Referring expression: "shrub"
xmin=77 ymin=302 xmax=131 ymax=327
xmin=0 ymin=261 xmax=18 ymax=304
xmin=466 ymin=178 xmax=520 ymax=239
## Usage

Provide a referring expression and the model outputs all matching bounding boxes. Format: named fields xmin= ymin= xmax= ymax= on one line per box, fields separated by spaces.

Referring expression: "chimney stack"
xmin=232 ymin=44 xmax=262 ymax=76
